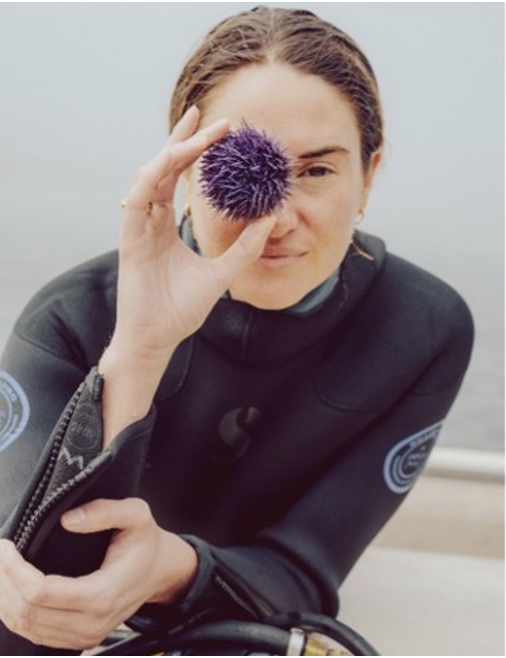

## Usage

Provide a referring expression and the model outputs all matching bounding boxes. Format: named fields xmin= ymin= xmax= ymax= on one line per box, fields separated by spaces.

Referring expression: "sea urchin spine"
xmin=199 ymin=123 xmax=292 ymax=222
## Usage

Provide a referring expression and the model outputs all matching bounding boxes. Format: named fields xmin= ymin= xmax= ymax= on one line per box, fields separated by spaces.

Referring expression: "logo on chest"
xmin=215 ymin=406 xmax=261 ymax=462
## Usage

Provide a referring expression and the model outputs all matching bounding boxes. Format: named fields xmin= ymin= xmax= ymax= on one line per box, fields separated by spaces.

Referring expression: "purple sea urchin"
xmin=199 ymin=123 xmax=292 ymax=222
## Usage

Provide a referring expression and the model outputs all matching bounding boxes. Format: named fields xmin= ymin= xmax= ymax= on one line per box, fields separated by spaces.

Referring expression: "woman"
xmin=0 ymin=6 xmax=473 ymax=654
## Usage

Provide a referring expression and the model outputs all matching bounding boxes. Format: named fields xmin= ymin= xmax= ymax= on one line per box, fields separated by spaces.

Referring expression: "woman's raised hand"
xmin=114 ymin=105 xmax=276 ymax=357
xmin=99 ymin=107 xmax=276 ymax=445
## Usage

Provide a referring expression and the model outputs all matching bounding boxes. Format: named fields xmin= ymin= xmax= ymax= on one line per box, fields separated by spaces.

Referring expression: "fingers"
xmin=61 ymin=497 xmax=152 ymax=535
xmin=168 ymin=103 xmax=201 ymax=145
xmin=122 ymin=108 xmax=229 ymax=245
xmin=212 ymin=215 xmax=278 ymax=289
xmin=21 ymin=573 xmax=118 ymax=649
xmin=0 ymin=540 xmax=86 ymax=612
xmin=0 ymin=539 xmax=45 ymax=602
xmin=0 ymin=540 xmax=93 ymax=647
xmin=126 ymin=110 xmax=229 ymax=210
xmin=0 ymin=505 xmax=157 ymax=650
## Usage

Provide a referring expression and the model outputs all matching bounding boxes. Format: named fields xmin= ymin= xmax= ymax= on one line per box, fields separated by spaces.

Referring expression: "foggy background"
xmin=0 ymin=2 xmax=503 ymax=452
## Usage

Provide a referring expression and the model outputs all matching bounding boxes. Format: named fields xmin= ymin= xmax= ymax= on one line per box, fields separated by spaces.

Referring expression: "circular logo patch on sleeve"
xmin=383 ymin=422 xmax=443 ymax=494
xmin=0 ymin=370 xmax=30 ymax=452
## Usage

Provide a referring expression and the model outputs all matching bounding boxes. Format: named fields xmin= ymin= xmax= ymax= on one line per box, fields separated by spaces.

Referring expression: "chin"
xmin=230 ymin=286 xmax=309 ymax=311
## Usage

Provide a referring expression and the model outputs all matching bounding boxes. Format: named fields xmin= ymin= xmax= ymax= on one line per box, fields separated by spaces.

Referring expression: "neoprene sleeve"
xmin=0 ymin=236 xmax=474 ymax=654
xmin=0 ymin=363 xmax=156 ymax=654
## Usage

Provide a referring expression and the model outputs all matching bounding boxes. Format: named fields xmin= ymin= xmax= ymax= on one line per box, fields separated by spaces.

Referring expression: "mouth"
xmin=259 ymin=251 xmax=308 ymax=268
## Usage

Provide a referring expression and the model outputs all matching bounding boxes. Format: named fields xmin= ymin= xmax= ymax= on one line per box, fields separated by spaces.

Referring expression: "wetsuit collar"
xmin=180 ymin=218 xmax=339 ymax=316
xmin=179 ymin=218 xmax=386 ymax=366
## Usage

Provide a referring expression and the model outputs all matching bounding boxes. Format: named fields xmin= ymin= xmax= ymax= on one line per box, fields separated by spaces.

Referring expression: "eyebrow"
xmin=298 ymin=146 xmax=350 ymax=159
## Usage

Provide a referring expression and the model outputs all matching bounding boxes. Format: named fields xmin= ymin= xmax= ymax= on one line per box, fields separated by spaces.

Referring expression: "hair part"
xmin=170 ymin=6 xmax=384 ymax=172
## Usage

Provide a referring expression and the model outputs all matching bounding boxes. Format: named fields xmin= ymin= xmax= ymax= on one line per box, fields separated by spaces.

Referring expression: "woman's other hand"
xmin=0 ymin=498 xmax=196 ymax=651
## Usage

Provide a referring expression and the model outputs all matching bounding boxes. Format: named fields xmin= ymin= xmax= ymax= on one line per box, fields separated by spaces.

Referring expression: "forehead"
xmin=200 ymin=62 xmax=361 ymax=155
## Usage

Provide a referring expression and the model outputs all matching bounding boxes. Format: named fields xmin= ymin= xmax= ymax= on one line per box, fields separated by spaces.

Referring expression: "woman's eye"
xmin=299 ymin=165 xmax=334 ymax=178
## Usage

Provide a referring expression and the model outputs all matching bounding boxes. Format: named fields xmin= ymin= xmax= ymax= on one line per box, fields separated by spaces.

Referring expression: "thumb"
xmin=61 ymin=498 xmax=151 ymax=534
xmin=212 ymin=214 xmax=277 ymax=286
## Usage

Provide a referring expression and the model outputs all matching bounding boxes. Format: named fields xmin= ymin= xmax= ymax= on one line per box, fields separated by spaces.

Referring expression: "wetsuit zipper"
xmin=14 ymin=465 xmax=98 ymax=555
xmin=12 ymin=384 xmax=85 ymax=555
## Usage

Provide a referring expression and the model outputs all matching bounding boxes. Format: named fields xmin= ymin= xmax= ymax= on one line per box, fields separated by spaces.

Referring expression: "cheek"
xmin=303 ymin=189 xmax=355 ymax=236
xmin=301 ymin=190 xmax=356 ymax=264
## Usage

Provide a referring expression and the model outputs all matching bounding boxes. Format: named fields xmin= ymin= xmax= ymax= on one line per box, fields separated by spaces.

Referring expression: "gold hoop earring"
xmin=356 ymin=208 xmax=366 ymax=225
xmin=183 ymin=203 xmax=197 ymax=242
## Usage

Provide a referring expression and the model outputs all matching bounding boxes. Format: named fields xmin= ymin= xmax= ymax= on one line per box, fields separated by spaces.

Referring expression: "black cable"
xmin=163 ymin=620 xmax=290 ymax=654
xmin=96 ymin=621 xmax=290 ymax=656
xmin=96 ymin=613 xmax=380 ymax=656
xmin=266 ymin=611 xmax=381 ymax=656
xmin=98 ymin=629 xmax=138 ymax=647
xmin=95 ymin=632 xmax=163 ymax=656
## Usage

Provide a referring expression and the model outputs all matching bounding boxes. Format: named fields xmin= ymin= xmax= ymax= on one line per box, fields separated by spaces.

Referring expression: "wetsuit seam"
xmin=312 ymin=371 xmax=380 ymax=413
xmin=408 ymin=332 xmax=468 ymax=396
xmin=214 ymin=561 xmax=277 ymax=618
xmin=13 ymin=278 xmax=117 ymax=369
xmin=197 ymin=332 xmax=321 ymax=372
xmin=23 ymin=278 xmax=117 ymax=310
xmin=241 ymin=307 xmax=256 ymax=363
xmin=155 ymin=337 xmax=195 ymax=403
xmin=410 ymin=377 xmax=465 ymax=397
xmin=11 ymin=329 xmax=88 ymax=371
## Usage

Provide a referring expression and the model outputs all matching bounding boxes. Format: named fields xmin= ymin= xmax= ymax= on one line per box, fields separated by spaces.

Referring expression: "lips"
xmin=259 ymin=247 xmax=307 ymax=269
xmin=261 ymin=247 xmax=306 ymax=258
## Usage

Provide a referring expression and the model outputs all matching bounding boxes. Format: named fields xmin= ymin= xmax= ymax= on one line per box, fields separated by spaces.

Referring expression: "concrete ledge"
xmin=426 ymin=447 xmax=504 ymax=483
xmin=353 ymin=450 xmax=505 ymax=655
xmin=373 ymin=446 xmax=505 ymax=558
xmin=339 ymin=546 xmax=505 ymax=656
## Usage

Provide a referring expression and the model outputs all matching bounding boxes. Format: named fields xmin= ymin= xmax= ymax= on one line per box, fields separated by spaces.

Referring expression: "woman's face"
xmin=185 ymin=62 xmax=381 ymax=310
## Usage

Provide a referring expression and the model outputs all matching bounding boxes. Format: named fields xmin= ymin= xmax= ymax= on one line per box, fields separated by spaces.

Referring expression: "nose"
xmin=267 ymin=200 xmax=299 ymax=239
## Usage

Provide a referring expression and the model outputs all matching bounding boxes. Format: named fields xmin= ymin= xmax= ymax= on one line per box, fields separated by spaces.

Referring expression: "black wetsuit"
xmin=0 ymin=230 xmax=474 ymax=655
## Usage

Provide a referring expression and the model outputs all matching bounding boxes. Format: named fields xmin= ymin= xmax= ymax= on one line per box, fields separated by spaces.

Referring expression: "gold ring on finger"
xmin=120 ymin=198 xmax=153 ymax=215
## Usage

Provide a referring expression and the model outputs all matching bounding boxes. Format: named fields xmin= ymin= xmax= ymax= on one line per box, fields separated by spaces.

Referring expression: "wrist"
xmin=98 ymin=339 xmax=178 ymax=448
xmin=102 ymin=333 xmax=180 ymax=370
xmin=149 ymin=532 xmax=199 ymax=605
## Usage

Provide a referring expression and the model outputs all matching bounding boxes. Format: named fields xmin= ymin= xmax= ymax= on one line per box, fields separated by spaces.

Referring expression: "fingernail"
xmin=184 ymin=104 xmax=198 ymax=117
xmin=62 ymin=507 xmax=86 ymax=526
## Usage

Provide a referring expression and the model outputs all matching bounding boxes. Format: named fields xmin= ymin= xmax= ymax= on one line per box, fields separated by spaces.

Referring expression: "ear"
xmin=360 ymin=148 xmax=383 ymax=210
